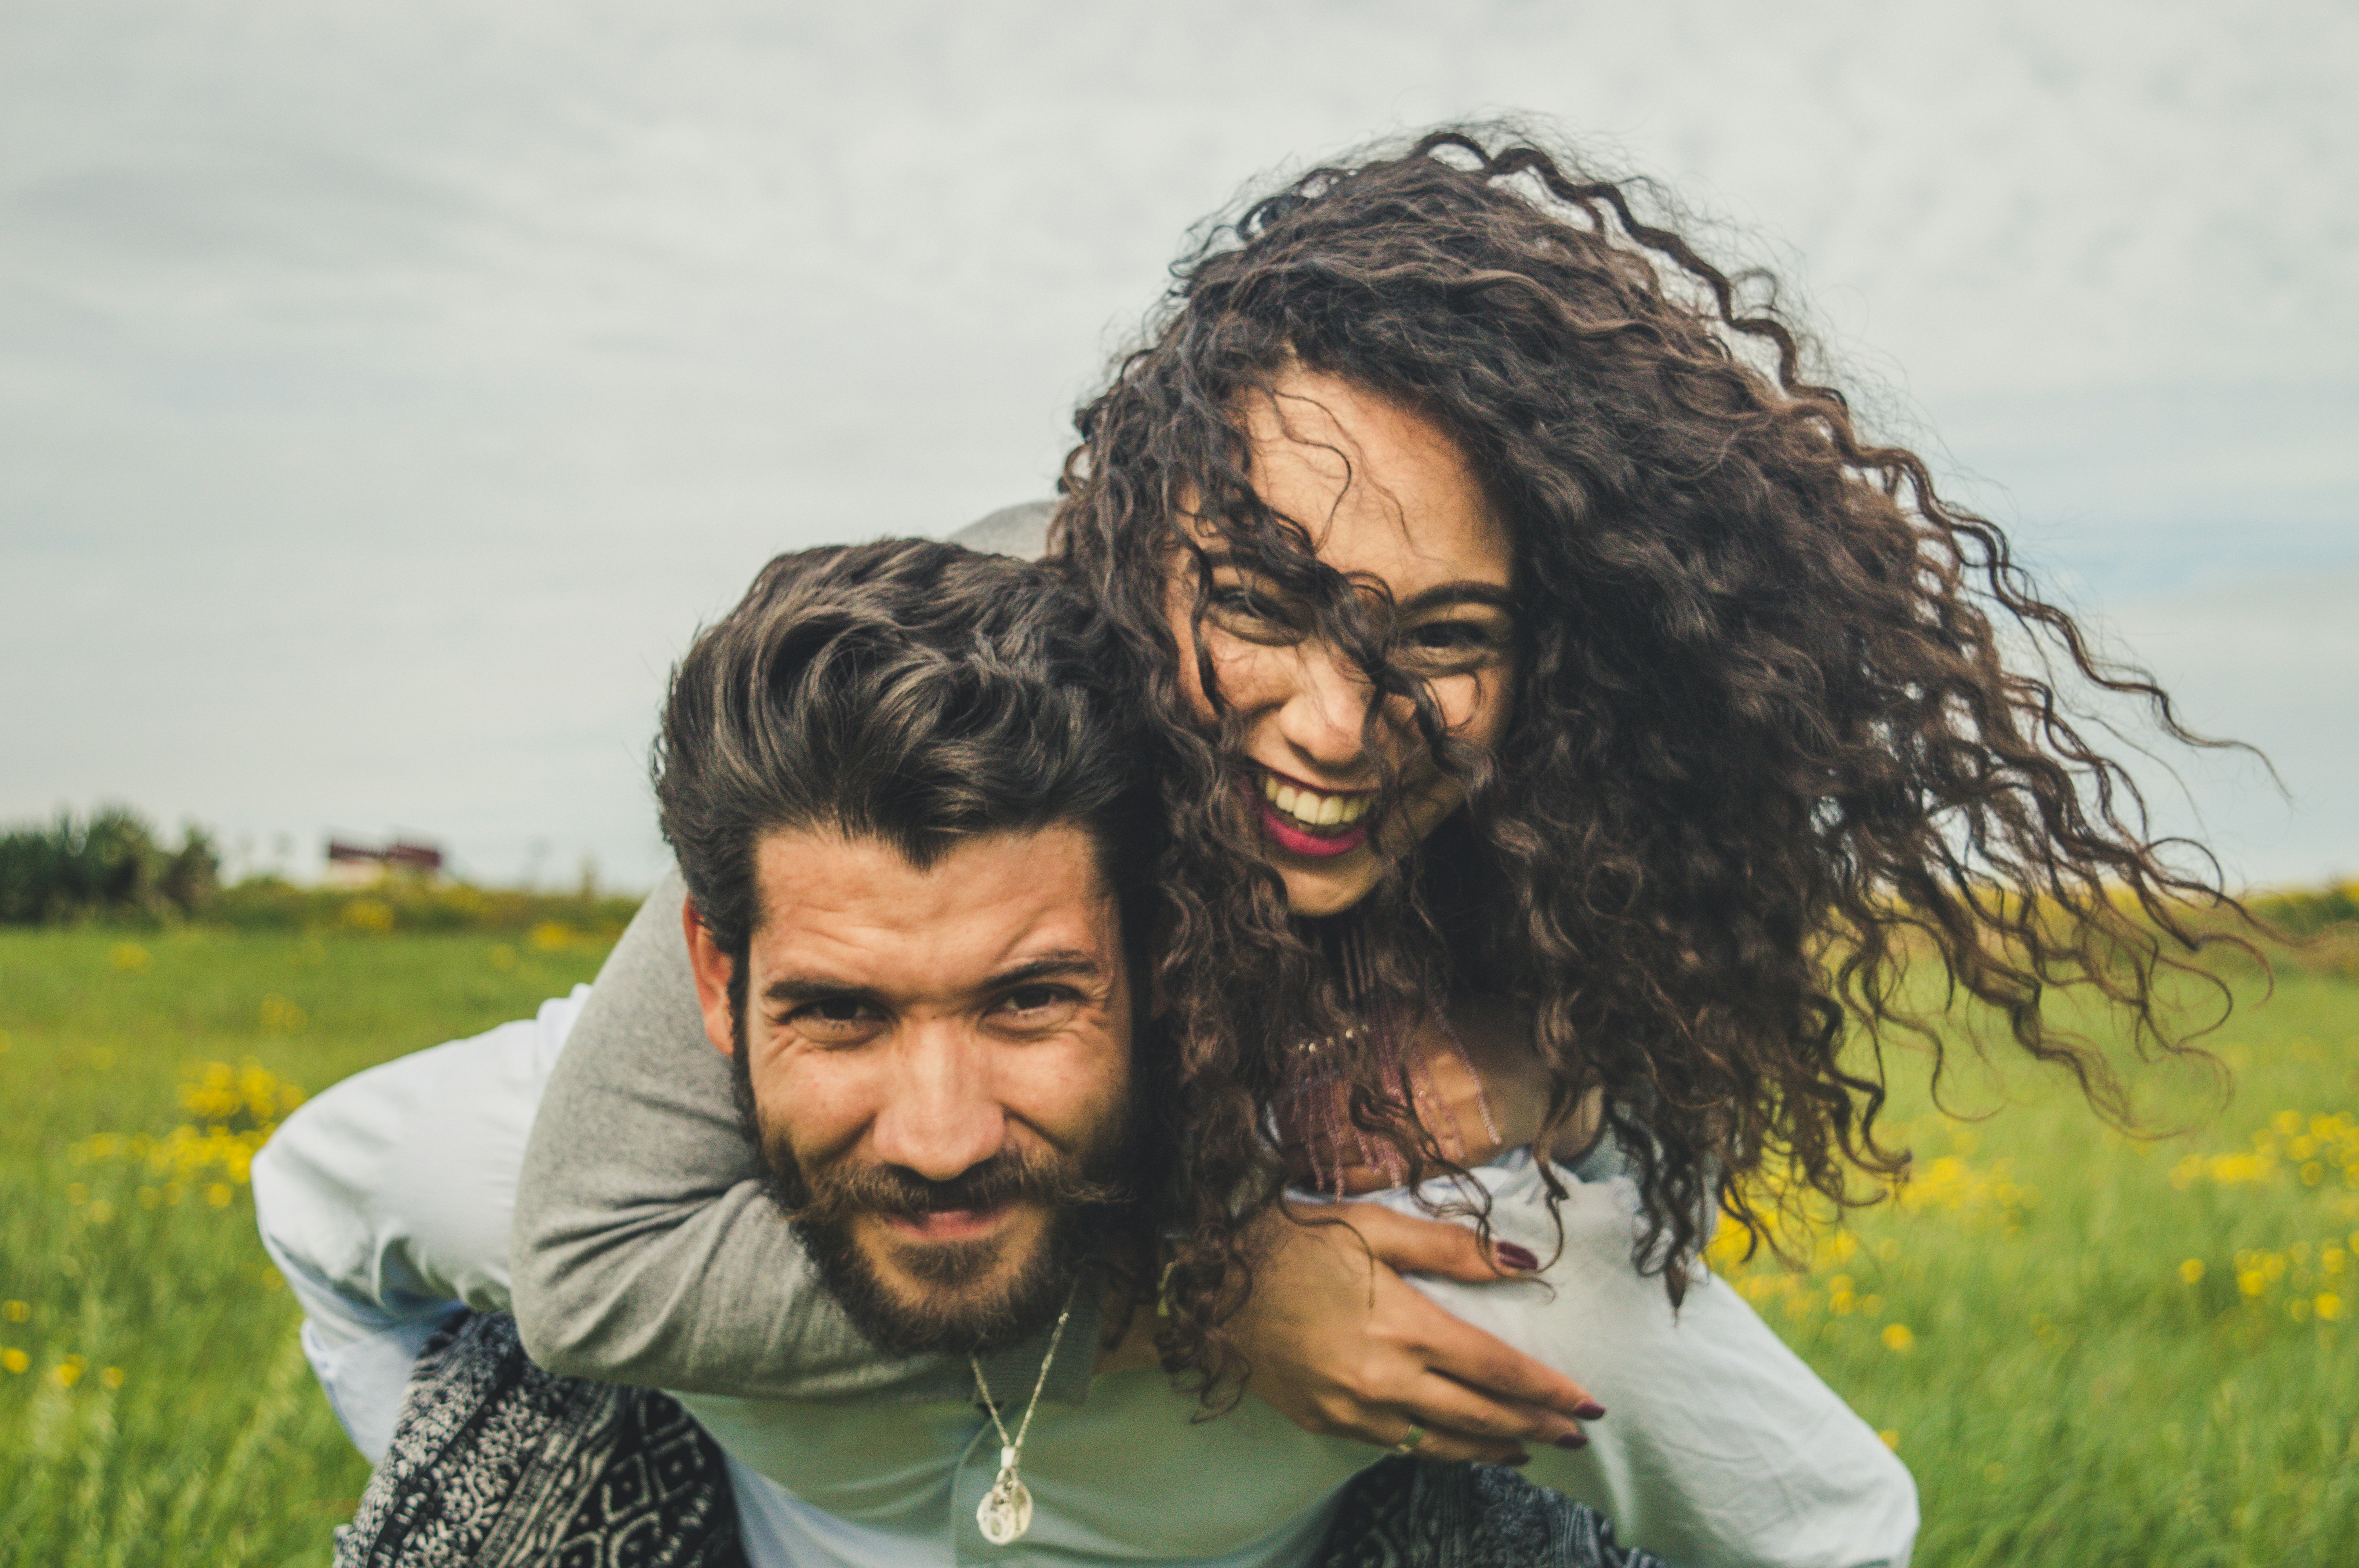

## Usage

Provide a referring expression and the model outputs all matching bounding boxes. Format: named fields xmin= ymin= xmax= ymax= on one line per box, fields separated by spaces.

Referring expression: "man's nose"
xmin=867 ymin=1024 xmax=1007 ymax=1183
xmin=1275 ymin=639 xmax=1378 ymax=773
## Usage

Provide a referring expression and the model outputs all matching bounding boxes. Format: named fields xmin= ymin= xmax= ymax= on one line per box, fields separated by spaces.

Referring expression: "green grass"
xmin=1711 ymin=974 xmax=2359 ymax=1566
xmin=3 ymin=928 xmax=2355 ymax=1564
xmin=0 ymin=926 xmax=607 ymax=1566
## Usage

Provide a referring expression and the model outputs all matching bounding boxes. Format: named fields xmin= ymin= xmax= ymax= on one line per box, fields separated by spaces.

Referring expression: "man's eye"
xmin=1001 ymin=985 xmax=1068 ymax=1014
xmin=788 ymin=998 xmax=883 ymax=1038
xmin=992 ymin=985 xmax=1081 ymax=1028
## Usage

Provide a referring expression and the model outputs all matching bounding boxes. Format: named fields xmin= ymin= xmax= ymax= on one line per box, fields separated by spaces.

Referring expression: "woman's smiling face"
xmin=1168 ymin=368 xmax=1517 ymax=918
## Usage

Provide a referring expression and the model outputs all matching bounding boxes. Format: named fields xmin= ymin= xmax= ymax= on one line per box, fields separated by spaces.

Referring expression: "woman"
xmin=1041 ymin=126 xmax=2244 ymax=1409
xmin=360 ymin=128 xmax=2241 ymax=1564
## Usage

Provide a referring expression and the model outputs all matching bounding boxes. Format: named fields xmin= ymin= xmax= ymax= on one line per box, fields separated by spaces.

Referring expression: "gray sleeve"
xmin=948 ymin=499 xmax=1054 ymax=559
xmin=508 ymin=872 xmax=932 ymax=1397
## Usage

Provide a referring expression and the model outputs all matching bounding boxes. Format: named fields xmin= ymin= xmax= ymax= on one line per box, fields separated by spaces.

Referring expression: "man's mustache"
xmin=788 ymin=1146 xmax=1130 ymax=1230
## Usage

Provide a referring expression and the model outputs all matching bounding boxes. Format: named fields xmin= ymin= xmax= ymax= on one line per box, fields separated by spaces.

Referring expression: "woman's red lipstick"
xmin=1254 ymin=771 xmax=1375 ymax=859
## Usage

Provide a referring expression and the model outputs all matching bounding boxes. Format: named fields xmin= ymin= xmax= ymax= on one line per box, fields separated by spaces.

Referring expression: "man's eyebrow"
xmin=758 ymin=952 xmax=1108 ymax=1007
xmin=986 ymin=951 xmax=1108 ymax=990
xmin=761 ymin=975 xmax=881 ymax=1006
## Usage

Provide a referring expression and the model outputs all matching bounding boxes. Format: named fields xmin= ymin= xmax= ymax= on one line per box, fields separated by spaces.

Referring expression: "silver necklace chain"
xmin=969 ymin=1283 xmax=1079 ymax=1546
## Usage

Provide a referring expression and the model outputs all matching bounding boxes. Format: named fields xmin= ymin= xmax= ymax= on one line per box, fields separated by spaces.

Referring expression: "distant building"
xmin=324 ymin=837 xmax=446 ymax=886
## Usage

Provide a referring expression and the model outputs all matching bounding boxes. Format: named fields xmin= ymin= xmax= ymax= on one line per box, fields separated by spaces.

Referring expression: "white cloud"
xmin=2 ymin=0 xmax=2352 ymax=884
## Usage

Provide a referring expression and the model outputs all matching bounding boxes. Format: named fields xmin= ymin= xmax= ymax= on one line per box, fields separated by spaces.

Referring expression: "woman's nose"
xmin=1274 ymin=640 xmax=1376 ymax=773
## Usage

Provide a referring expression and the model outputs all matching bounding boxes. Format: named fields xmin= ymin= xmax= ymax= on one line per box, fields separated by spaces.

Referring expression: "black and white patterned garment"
xmin=336 ymin=1312 xmax=1673 ymax=1568
xmin=335 ymin=1313 xmax=747 ymax=1568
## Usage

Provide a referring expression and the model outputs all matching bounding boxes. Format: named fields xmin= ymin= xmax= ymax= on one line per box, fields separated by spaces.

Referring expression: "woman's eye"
xmin=1397 ymin=619 xmax=1505 ymax=667
xmin=1205 ymin=584 xmax=1307 ymax=642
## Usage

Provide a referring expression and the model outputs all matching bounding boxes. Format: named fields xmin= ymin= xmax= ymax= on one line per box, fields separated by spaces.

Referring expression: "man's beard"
xmin=729 ymin=1040 xmax=1139 ymax=1358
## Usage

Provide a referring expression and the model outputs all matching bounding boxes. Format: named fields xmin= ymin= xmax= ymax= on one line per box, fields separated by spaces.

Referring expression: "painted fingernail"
xmin=1553 ymin=1432 xmax=1589 ymax=1451
xmin=1574 ymin=1400 xmax=1607 ymax=1421
xmin=1495 ymin=1243 xmax=1540 ymax=1272
xmin=1502 ymin=1452 xmax=1532 ymax=1467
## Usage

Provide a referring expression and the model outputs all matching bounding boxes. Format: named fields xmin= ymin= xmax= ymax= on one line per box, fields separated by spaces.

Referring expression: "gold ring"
xmin=1390 ymin=1422 xmax=1427 ymax=1456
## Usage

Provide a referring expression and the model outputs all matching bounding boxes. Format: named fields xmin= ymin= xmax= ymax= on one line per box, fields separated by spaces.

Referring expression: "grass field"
xmin=0 ymin=927 xmax=607 ymax=1566
xmin=3 ymin=926 xmax=2355 ymax=1565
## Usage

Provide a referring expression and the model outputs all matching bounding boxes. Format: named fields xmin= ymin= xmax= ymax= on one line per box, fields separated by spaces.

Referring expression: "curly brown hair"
xmin=1050 ymin=125 xmax=2256 ymax=1403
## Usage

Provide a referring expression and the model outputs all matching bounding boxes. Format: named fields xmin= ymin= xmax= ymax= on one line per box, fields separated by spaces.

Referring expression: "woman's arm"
xmin=505 ymin=872 xmax=1603 ymax=1447
xmin=1370 ymin=1163 xmax=1919 ymax=1568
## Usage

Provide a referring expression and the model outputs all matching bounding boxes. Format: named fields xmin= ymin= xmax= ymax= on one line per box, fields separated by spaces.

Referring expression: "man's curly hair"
xmin=1049 ymin=126 xmax=2257 ymax=1403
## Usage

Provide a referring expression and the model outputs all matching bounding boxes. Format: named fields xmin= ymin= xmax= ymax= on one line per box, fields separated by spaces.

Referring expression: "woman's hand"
xmin=1230 ymin=1201 xmax=1604 ymax=1464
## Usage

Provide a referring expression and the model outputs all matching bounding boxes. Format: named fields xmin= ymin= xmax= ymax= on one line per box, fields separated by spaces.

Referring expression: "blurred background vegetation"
xmin=0 ymin=806 xmax=642 ymax=941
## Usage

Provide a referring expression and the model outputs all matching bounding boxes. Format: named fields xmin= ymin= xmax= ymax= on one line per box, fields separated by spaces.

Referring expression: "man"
xmin=255 ymin=538 xmax=1658 ymax=1568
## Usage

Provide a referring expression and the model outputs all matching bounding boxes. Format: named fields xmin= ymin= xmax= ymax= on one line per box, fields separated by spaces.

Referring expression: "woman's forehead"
xmin=1190 ymin=371 xmax=1512 ymax=595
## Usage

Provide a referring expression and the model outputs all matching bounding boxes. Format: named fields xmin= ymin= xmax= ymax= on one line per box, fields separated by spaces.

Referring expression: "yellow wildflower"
xmin=1882 ymin=1323 xmax=1916 ymax=1352
xmin=342 ymin=897 xmax=395 ymax=935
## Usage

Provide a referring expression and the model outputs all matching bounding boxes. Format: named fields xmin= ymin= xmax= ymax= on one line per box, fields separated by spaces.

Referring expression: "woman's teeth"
xmin=1260 ymin=773 xmax=1372 ymax=831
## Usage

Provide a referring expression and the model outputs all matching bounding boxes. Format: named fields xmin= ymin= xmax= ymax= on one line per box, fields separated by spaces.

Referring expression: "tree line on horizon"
xmin=0 ymin=806 xmax=640 ymax=936
xmin=0 ymin=806 xmax=220 ymax=926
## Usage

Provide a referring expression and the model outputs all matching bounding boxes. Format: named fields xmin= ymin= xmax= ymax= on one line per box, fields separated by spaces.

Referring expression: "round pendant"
xmin=977 ymin=1472 xmax=1034 ymax=1545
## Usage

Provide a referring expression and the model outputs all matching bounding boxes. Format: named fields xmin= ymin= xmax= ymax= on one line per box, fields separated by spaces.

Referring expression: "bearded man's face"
xmin=687 ymin=823 xmax=1138 ymax=1357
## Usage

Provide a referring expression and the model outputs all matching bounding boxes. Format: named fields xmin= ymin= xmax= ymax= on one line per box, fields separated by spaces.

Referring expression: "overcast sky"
xmin=3 ymin=0 xmax=2353 ymax=890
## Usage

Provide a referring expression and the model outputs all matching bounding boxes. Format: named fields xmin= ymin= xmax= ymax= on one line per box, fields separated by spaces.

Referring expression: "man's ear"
xmin=681 ymin=898 xmax=741 ymax=1058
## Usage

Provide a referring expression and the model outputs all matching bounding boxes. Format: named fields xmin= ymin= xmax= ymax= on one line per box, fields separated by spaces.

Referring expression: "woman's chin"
xmin=1275 ymin=856 xmax=1380 ymax=918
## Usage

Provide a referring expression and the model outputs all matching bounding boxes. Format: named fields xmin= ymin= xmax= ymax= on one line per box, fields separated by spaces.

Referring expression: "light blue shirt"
xmin=254 ymin=993 xmax=1917 ymax=1568
xmin=253 ymin=990 xmax=1366 ymax=1568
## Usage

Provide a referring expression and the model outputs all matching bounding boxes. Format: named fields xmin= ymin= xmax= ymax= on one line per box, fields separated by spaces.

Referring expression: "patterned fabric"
xmin=337 ymin=1311 xmax=1672 ymax=1568
xmin=335 ymin=1312 xmax=747 ymax=1568
xmin=1319 ymin=1458 xmax=1671 ymax=1568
